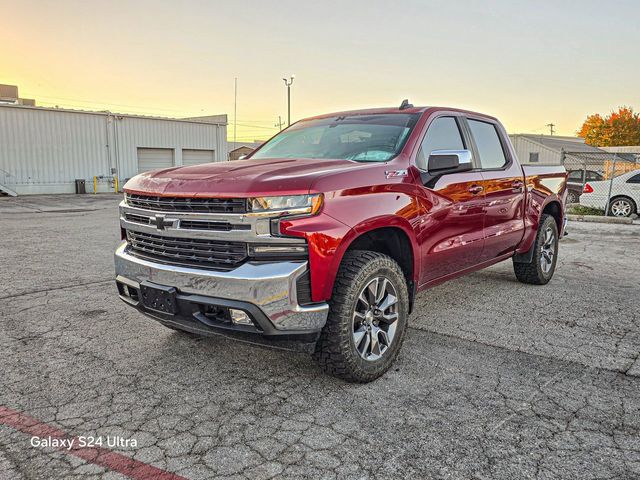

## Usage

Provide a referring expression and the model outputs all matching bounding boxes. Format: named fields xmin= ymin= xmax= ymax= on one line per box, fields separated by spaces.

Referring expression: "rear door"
xmin=414 ymin=115 xmax=486 ymax=284
xmin=465 ymin=117 xmax=526 ymax=261
xmin=625 ymin=172 xmax=640 ymax=206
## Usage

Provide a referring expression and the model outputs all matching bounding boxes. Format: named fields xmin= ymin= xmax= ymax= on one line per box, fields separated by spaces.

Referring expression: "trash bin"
xmin=75 ymin=179 xmax=86 ymax=194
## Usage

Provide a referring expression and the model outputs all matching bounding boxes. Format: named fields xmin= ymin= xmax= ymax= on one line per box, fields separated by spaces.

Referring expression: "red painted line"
xmin=0 ymin=406 xmax=186 ymax=480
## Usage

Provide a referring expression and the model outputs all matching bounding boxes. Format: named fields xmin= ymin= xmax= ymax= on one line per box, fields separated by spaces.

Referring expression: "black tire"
xmin=608 ymin=196 xmax=636 ymax=217
xmin=513 ymin=214 xmax=559 ymax=285
xmin=313 ymin=250 xmax=409 ymax=383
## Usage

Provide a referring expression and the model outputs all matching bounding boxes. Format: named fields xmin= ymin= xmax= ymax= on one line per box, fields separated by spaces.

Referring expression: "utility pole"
xmin=282 ymin=75 xmax=295 ymax=126
xmin=275 ymin=116 xmax=285 ymax=131
xmin=546 ymin=123 xmax=555 ymax=136
xmin=233 ymin=77 xmax=238 ymax=153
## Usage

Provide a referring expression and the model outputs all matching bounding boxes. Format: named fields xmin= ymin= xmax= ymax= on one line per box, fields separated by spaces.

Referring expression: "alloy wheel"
xmin=540 ymin=227 xmax=556 ymax=274
xmin=610 ymin=199 xmax=632 ymax=217
xmin=352 ymin=277 xmax=399 ymax=361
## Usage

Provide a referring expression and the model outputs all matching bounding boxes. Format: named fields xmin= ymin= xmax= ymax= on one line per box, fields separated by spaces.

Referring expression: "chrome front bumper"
xmin=114 ymin=242 xmax=329 ymax=332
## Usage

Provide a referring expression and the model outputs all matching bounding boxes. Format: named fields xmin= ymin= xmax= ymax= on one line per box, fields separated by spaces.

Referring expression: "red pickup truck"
xmin=115 ymin=103 xmax=567 ymax=382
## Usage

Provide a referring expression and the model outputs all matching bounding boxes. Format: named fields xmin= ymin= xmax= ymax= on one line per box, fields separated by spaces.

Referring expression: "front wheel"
xmin=313 ymin=251 xmax=409 ymax=383
xmin=513 ymin=214 xmax=559 ymax=285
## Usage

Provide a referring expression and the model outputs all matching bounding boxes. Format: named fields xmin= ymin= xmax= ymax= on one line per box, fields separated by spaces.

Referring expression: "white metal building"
xmin=0 ymin=104 xmax=228 ymax=195
xmin=508 ymin=134 xmax=606 ymax=165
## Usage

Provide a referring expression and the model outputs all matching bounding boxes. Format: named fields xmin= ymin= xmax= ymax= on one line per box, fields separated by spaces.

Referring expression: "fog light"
xmin=230 ymin=309 xmax=252 ymax=326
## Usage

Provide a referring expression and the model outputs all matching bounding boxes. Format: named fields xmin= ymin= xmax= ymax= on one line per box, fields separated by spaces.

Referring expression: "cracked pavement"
xmin=1 ymin=195 xmax=639 ymax=479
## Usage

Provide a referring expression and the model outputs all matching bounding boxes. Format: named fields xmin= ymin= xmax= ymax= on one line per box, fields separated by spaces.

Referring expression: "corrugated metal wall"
xmin=509 ymin=135 xmax=562 ymax=165
xmin=0 ymin=105 xmax=227 ymax=195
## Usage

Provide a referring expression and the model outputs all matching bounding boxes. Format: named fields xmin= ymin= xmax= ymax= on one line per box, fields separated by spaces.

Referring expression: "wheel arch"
xmin=542 ymin=199 xmax=563 ymax=232
xmin=323 ymin=219 xmax=419 ymax=310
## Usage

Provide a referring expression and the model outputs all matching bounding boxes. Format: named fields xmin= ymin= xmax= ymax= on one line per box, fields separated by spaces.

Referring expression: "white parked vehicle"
xmin=580 ymin=169 xmax=640 ymax=217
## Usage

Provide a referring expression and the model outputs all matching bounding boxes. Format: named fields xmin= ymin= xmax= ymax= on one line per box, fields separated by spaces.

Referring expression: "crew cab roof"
xmin=300 ymin=106 xmax=499 ymax=123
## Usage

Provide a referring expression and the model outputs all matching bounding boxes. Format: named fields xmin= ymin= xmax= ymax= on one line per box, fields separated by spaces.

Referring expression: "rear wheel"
xmin=313 ymin=251 xmax=409 ymax=383
xmin=608 ymin=197 xmax=636 ymax=217
xmin=513 ymin=214 xmax=559 ymax=285
xmin=566 ymin=190 xmax=579 ymax=204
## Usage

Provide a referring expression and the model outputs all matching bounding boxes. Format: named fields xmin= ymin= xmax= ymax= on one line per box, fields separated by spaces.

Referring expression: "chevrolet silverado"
xmin=115 ymin=102 xmax=567 ymax=382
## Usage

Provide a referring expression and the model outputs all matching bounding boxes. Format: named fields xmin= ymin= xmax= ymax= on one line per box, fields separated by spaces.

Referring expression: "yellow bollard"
xmin=114 ymin=175 xmax=119 ymax=193
xmin=93 ymin=176 xmax=97 ymax=194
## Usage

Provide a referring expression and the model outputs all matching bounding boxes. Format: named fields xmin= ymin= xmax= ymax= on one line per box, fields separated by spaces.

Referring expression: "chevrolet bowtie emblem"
xmin=150 ymin=214 xmax=174 ymax=230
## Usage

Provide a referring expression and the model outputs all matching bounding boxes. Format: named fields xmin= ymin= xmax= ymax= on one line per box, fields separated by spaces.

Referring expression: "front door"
xmin=413 ymin=115 xmax=486 ymax=285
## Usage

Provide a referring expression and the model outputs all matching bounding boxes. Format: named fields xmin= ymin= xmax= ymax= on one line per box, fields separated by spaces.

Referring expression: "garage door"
xmin=182 ymin=149 xmax=215 ymax=166
xmin=137 ymin=148 xmax=174 ymax=173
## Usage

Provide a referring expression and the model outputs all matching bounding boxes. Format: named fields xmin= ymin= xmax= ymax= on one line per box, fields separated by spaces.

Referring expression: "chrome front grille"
xmin=123 ymin=213 xmax=251 ymax=232
xmin=126 ymin=230 xmax=248 ymax=270
xmin=125 ymin=193 xmax=247 ymax=214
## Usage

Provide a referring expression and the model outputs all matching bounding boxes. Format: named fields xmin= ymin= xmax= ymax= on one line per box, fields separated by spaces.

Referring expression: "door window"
xmin=627 ymin=173 xmax=640 ymax=184
xmin=468 ymin=119 xmax=508 ymax=169
xmin=568 ymin=171 xmax=583 ymax=182
xmin=416 ymin=117 xmax=464 ymax=170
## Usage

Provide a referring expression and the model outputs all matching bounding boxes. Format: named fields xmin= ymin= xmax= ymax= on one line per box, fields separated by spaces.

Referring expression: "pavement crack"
xmin=0 ymin=279 xmax=114 ymax=301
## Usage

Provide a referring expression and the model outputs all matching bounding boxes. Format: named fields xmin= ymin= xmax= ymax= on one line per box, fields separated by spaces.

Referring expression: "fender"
xmin=322 ymin=214 xmax=420 ymax=301
xmin=517 ymin=194 xmax=565 ymax=255
xmin=280 ymin=212 xmax=420 ymax=302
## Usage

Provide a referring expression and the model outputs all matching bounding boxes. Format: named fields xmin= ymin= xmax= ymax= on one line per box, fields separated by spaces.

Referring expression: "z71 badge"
xmin=385 ymin=170 xmax=408 ymax=179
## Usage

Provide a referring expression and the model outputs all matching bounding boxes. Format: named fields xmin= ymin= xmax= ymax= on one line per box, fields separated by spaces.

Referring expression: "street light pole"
xmin=282 ymin=75 xmax=295 ymax=126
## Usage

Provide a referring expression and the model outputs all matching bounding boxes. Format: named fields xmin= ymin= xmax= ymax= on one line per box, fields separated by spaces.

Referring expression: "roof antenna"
xmin=399 ymin=99 xmax=413 ymax=110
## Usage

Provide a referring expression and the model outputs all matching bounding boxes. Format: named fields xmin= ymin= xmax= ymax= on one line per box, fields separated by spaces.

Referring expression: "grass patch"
xmin=567 ymin=205 xmax=604 ymax=216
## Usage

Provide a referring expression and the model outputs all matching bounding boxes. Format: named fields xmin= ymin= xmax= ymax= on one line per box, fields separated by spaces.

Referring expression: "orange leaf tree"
xmin=578 ymin=107 xmax=640 ymax=146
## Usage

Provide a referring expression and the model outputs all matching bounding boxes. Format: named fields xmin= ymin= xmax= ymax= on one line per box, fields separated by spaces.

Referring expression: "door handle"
xmin=468 ymin=185 xmax=484 ymax=195
xmin=512 ymin=180 xmax=524 ymax=192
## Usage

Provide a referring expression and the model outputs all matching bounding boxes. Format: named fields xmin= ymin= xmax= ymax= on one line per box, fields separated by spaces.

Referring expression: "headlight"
xmin=247 ymin=194 xmax=323 ymax=216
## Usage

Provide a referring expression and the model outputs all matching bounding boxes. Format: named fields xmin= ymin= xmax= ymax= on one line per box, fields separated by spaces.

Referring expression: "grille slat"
xmin=126 ymin=193 xmax=247 ymax=213
xmin=127 ymin=231 xmax=247 ymax=270
xmin=123 ymin=213 xmax=251 ymax=232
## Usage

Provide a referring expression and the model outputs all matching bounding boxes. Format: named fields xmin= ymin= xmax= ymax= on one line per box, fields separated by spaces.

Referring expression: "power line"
xmin=22 ymin=94 xmax=193 ymax=114
xmin=23 ymin=92 xmax=282 ymax=130
xmin=234 ymin=123 xmax=278 ymax=130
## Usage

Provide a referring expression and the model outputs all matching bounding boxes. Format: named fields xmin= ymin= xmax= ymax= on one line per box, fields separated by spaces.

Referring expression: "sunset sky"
xmin=2 ymin=0 xmax=638 ymax=141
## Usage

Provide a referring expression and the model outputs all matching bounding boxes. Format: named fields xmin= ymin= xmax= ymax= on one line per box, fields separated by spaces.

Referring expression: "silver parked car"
xmin=580 ymin=169 xmax=640 ymax=217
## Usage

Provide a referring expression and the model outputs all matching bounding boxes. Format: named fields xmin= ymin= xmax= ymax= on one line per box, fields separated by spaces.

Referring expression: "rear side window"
xmin=468 ymin=119 xmax=508 ymax=169
xmin=416 ymin=117 xmax=465 ymax=170
xmin=627 ymin=173 xmax=640 ymax=183
xmin=568 ymin=171 xmax=583 ymax=181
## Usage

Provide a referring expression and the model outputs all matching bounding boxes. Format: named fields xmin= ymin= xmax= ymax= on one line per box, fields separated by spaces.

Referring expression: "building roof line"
xmin=512 ymin=135 xmax=566 ymax=156
xmin=0 ymin=103 xmax=228 ymax=126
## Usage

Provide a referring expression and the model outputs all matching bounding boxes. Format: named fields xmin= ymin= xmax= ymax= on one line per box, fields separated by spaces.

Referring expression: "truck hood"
xmin=124 ymin=158 xmax=366 ymax=197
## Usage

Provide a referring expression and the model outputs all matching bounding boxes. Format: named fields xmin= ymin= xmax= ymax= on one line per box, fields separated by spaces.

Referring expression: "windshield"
xmin=251 ymin=113 xmax=420 ymax=162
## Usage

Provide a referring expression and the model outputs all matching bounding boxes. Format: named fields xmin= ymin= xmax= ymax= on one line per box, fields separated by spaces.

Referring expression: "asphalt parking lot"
xmin=1 ymin=194 xmax=639 ymax=480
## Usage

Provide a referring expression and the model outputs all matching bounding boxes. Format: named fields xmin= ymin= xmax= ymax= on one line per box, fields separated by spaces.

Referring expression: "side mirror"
xmin=238 ymin=154 xmax=248 ymax=160
xmin=428 ymin=150 xmax=473 ymax=174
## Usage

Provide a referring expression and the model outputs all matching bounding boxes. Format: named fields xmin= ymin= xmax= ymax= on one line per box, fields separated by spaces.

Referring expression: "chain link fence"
xmin=561 ymin=150 xmax=640 ymax=217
